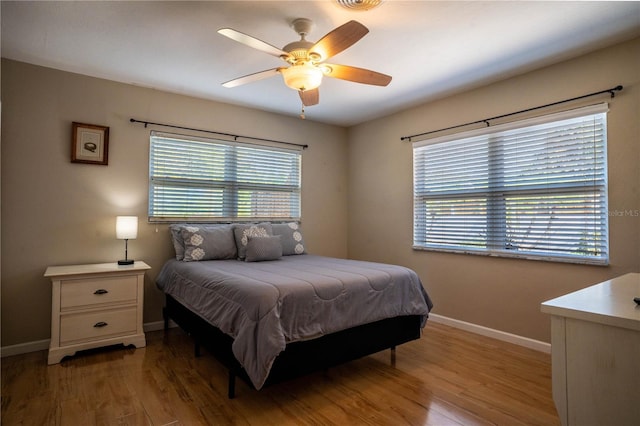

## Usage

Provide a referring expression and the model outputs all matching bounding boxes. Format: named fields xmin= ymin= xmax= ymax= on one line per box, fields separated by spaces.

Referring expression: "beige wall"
xmin=347 ymin=37 xmax=640 ymax=342
xmin=2 ymin=37 xmax=639 ymax=349
xmin=1 ymin=59 xmax=348 ymax=347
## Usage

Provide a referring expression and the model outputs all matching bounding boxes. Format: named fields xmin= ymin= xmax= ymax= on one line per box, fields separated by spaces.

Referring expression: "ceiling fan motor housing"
xmin=283 ymin=40 xmax=315 ymax=62
xmin=284 ymin=18 xmax=320 ymax=63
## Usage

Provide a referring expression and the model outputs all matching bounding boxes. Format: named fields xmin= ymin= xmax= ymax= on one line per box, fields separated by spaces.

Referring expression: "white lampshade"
xmin=116 ymin=216 xmax=138 ymax=240
xmin=281 ymin=64 xmax=323 ymax=91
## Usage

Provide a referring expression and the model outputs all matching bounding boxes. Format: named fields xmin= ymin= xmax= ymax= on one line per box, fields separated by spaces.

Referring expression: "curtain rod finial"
xmin=609 ymin=85 xmax=622 ymax=98
xmin=610 ymin=85 xmax=623 ymax=98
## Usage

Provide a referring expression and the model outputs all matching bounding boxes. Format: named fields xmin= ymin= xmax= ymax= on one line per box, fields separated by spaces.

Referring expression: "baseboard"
xmin=1 ymin=339 xmax=50 ymax=358
xmin=2 ymin=316 xmax=548 ymax=358
xmin=1 ymin=320 xmax=179 ymax=358
xmin=428 ymin=313 xmax=551 ymax=353
xmin=143 ymin=319 xmax=178 ymax=332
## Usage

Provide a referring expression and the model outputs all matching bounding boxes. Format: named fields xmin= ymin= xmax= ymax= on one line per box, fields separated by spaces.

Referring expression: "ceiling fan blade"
xmin=323 ymin=64 xmax=392 ymax=86
xmin=309 ymin=20 xmax=368 ymax=61
xmin=218 ymin=28 xmax=291 ymax=59
xmin=222 ymin=68 xmax=283 ymax=88
xmin=299 ymin=88 xmax=319 ymax=106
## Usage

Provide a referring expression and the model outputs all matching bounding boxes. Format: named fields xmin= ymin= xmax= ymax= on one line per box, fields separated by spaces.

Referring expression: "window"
xmin=413 ymin=103 xmax=608 ymax=264
xmin=149 ymin=132 xmax=301 ymax=222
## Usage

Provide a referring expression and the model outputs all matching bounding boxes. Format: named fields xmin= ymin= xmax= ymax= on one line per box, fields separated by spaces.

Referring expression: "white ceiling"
xmin=2 ymin=1 xmax=639 ymax=127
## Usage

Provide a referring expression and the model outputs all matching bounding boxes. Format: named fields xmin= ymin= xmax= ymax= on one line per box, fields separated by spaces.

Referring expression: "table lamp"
xmin=116 ymin=216 xmax=138 ymax=265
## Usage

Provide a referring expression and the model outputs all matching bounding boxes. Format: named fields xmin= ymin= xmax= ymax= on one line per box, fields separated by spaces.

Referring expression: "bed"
xmin=156 ymin=222 xmax=433 ymax=397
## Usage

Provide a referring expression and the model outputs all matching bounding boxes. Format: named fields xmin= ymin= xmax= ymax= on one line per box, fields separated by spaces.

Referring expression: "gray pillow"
xmin=180 ymin=224 xmax=237 ymax=261
xmin=271 ymin=222 xmax=306 ymax=255
xmin=244 ymin=235 xmax=282 ymax=262
xmin=233 ymin=223 xmax=273 ymax=260
xmin=169 ymin=224 xmax=188 ymax=260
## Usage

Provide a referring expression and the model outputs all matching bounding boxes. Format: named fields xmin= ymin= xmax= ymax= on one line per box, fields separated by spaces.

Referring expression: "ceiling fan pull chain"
xmin=300 ymin=101 xmax=306 ymax=119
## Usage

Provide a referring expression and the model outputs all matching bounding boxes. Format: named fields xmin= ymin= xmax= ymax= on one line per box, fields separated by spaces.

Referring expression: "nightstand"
xmin=44 ymin=261 xmax=151 ymax=364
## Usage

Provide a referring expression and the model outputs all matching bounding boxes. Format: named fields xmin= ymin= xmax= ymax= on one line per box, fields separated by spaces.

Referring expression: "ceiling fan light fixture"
xmin=336 ymin=0 xmax=383 ymax=11
xmin=281 ymin=64 xmax=323 ymax=91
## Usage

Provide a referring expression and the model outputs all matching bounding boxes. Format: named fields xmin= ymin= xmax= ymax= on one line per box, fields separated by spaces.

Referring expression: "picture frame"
xmin=71 ymin=122 xmax=109 ymax=165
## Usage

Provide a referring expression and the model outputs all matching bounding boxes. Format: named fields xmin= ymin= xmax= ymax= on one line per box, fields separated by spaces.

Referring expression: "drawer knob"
xmin=94 ymin=321 xmax=108 ymax=328
xmin=94 ymin=289 xmax=109 ymax=295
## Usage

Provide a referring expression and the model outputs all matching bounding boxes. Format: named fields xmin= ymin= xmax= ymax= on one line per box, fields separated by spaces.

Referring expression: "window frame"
xmin=412 ymin=103 xmax=609 ymax=265
xmin=148 ymin=131 xmax=302 ymax=223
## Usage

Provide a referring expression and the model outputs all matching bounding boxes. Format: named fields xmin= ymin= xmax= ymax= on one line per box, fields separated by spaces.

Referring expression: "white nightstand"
xmin=44 ymin=261 xmax=151 ymax=364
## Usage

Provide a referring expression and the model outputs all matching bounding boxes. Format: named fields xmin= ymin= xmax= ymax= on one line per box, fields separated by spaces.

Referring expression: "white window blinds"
xmin=149 ymin=132 xmax=301 ymax=222
xmin=413 ymin=103 xmax=608 ymax=264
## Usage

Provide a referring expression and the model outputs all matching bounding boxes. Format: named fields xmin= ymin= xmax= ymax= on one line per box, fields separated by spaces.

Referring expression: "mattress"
xmin=156 ymin=255 xmax=433 ymax=389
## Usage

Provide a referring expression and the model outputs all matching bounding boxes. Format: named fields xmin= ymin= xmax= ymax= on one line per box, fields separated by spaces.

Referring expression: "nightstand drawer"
xmin=60 ymin=275 xmax=137 ymax=310
xmin=60 ymin=307 xmax=137 ymax=345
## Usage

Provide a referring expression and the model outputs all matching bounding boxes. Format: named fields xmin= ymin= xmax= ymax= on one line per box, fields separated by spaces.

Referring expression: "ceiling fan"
xmin=218 ymin=18 xmax=392 ymax=110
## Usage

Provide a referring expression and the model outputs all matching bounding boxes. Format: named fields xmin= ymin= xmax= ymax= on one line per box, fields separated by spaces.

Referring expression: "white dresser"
xmin=541 ymin=273 xmax=640 ymax=426
xmin=45 ymin=261 xmax=150 ymax=364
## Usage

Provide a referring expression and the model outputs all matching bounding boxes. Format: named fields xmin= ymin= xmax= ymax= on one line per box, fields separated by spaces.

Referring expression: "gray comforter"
xmin=156 ymin=255 xmax=433 ymax=389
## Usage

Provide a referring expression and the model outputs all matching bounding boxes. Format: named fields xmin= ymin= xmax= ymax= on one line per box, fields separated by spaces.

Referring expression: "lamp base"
xmin=118 ymin=259 xmax=134 ymax=265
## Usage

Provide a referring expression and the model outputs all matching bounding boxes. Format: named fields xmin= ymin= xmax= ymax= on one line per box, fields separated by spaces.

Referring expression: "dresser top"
xmin=44 ymin=261 xmax=151 ymax=278
xmin=541 ymin=273 xmax=640 ymax=331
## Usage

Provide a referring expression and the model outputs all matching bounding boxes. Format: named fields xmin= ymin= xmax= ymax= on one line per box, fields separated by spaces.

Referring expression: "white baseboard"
xmin=428 ymin=313 xmax=551 ymax=354
xmin=2 ymin=316 xmax=549 ymax=358
xmin=1 ymin=320 xmax=179 ymax=358
xmin=1 ymin=338 xmax=50 ymax=358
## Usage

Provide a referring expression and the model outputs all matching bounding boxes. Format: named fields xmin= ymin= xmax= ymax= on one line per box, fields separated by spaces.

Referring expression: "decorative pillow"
xmin=271 ymin=222 xmax=306 ymax=255
xmin=180 ymin=224 xmax=237 ymax=261
xmin=244 ymin=236 xmax=282 ymax=262
xmin=169 ymin=224 xmax=187 ymax=260
xmin=233 ymin=223 xmax=273 ymax=260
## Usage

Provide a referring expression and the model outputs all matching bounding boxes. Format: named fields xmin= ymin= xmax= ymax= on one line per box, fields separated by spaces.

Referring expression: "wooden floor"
xmin=1 ymin=322 xmax=559 ymax=425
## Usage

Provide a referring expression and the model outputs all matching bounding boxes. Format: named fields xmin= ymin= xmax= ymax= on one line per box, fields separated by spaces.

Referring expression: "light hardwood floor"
xmin=1 ymin=322 xmax=559 ymax=425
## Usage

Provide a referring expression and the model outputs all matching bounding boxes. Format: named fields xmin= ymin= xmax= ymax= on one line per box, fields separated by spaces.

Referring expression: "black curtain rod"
xmin=129 ymin=118 xmax=308 ymax=149
xmin=400 ymin=85 xmax=623 ymax=142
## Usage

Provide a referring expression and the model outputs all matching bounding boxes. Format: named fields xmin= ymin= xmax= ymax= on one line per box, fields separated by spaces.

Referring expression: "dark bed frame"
xmin=163 ymin=294 xmax=422 ymax=398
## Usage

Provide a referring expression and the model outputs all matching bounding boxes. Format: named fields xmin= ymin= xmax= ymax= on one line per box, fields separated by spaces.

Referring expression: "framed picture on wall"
xmin=71 ymin=122 xmax=109 ymax=165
